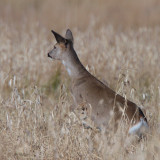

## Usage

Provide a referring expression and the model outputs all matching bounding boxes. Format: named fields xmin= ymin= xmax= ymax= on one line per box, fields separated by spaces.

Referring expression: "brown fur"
xmin=48 ymin=29 xmax=148 ymax=134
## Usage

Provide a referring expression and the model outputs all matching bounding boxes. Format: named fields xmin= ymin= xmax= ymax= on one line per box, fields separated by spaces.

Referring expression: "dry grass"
xmin=0 ymin=0 xmax=160 ymax=159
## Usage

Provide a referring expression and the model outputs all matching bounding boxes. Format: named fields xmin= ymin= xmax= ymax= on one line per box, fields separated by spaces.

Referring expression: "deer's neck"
xmin=62 ymin=49 xmax=88 ymax=80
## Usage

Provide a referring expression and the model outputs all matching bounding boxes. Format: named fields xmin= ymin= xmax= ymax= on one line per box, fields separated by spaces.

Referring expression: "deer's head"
xmin=48 ymin=29 xmax=74 ymax=60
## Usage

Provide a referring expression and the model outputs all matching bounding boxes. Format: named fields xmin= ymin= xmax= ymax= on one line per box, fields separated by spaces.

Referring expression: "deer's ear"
xmin=65 ymin=29 xmax=74 ymax=44
xmin=51 ymin=30 xmax=66 ymax=43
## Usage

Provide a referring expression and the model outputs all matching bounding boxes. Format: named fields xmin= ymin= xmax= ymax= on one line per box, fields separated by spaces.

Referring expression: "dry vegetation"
xmin=0 ymin=0 xmax=160 ymax=159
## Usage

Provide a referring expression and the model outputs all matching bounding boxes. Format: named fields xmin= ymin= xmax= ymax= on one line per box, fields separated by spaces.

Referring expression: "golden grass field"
xmin=0 ymin=0 xmax=160 ymax=159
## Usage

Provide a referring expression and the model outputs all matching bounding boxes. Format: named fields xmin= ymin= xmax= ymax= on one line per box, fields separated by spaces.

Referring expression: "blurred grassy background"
xmin=1 ymin=0 xmax=160 ymax=31
xmin=0 ymin=0 xmax=160 ymax=159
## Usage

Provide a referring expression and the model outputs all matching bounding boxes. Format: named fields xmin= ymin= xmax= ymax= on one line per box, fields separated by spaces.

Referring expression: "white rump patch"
xmin=129 ymin=118 xmax=149 ymax=135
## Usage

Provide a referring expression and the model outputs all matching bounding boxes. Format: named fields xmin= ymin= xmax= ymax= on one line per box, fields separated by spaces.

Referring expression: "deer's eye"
xmin=54 ymin=46 xmax=56 ymax=49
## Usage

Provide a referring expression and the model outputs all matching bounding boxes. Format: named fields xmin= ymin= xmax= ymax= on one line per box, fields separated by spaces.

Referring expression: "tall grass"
xmin=0 ymin=0 xmax=160 ymax=159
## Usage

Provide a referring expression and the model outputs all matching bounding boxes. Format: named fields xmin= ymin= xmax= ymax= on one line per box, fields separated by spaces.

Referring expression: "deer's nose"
xmin=48 ymin=53 xmax=52 ymax=58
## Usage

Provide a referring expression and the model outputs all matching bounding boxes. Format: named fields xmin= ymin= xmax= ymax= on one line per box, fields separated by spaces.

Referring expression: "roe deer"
xmin=48 ymin=29 xmax=148 ymax=136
